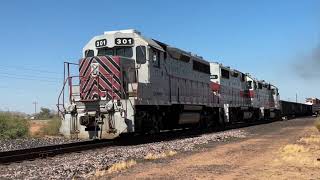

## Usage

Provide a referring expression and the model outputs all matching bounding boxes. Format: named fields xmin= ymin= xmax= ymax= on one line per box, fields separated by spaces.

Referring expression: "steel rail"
xmin=0 ymin=140 xmax=113 ymax=164
xmin=0 ymin=117 xmax=311 ymax=165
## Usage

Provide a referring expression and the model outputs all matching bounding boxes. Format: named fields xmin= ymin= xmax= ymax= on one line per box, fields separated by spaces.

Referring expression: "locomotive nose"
xmin=79 ymin=55 xmax=122 ymax=101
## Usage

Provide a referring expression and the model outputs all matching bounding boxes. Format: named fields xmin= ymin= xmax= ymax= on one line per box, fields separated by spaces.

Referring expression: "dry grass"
xmin=144 ymin=150 xmax=177 ymax=160
xmin=275 ymin=143 xmax=320 ymax=167
xmin=29 ymin=120 xmax=49 ymax=137
xmin=95 ymin=159 xmax=137 ymax=177
xmin=299 ymin=135 xmax=320 ymax=144
xmin=315 ymin=117 xmax=320 ymax=132
xmin=94 ymin=150 xmax=177 ymax=178
xmin=280 ymin=144 xmax=308 ymax=155
xmin=42 ymin=118 xmax=61 ymax=136
xmin=30 ymin=119 xmax=61 ymax=137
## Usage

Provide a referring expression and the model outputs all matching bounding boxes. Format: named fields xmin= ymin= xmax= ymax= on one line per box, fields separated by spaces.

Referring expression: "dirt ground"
xmin=109 ymin=117 xmax=320 ymax=180
xmin=28 ymin=120 xmax=50 ymax=136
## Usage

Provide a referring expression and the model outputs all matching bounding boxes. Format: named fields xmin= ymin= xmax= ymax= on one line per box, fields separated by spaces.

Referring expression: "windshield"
xmin=95 ymin=47 xmax=133 ymax=58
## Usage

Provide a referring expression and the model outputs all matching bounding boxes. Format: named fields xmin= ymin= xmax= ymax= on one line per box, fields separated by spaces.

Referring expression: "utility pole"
xmin=32 ymin=101 xmax=37 ymax=116
xmin=296 ymin=93 xmax=298 ymax=103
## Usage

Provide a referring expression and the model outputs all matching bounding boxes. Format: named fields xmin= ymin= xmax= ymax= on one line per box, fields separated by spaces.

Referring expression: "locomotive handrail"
xmin=57 ymin=77 xmax=69 ymax=116
xmin=122 ymin=67 xmax=135 ymax=114
xmin=57 ymin=61 xmax=80 ymax=117
xmin=57 ymin=75 xmax=81 ymax=116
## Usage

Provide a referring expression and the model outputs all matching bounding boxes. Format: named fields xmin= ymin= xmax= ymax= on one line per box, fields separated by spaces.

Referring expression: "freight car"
xmin=313 ymin=105 xmax=320 ymax=116
xmin=280 ymin=100 xmax=312 ymax=119
xmin=57 ymin=29 xmax=309 ymax=140
xmin=306 ymin=98 xmax=320 ymax=116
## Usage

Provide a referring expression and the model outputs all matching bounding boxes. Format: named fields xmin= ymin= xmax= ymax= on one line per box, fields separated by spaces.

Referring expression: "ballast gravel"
xmin=0 ymin=129 xmax=247 ymax=180
xmin=0 ymin=137 xmax=82 ymax=152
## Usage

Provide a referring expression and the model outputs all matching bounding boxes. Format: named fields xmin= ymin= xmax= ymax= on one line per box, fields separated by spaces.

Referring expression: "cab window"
xmin=241 ymin=73 xmax=245 ymax=82
xmin=221 ymin=69 xmax=230 ymax=79
xmin=97 ymin=47 xmax=133 ymax=58
xmin=150 ymin=48 xmax=160 ymax=68
xmin=85 ymin=50 xmax=94 ymax=57
xmin=116 ymin=47 xmax=133 ymax=57
xmin=136 ymin=46 xmax=146 ymax=64
xmin=248 ymin=81 xmax=252 ymax=89
xmin=97 ymin=48 xmax=113 ymax=56
xmin=253 ymin=81 xmax=257 ymax=89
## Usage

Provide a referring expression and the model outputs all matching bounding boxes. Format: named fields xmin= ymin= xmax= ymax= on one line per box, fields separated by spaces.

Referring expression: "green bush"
xmin=42 ymin=118 xmax=61 ymax=136
xmin=0 ymin=112 xmax=29 ymax=139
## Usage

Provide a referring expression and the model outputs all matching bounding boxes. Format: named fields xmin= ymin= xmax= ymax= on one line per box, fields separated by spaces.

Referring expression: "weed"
xmin=0 ymin=112 xmax=29 ymax=139
xmin=315 ymin=117 xmax=320 ymax=132
xmin=144 ymin=150 xmax=177 ymax=160
xmin=42 ymin=118 xmax=61 ymax=136
xmin=95 ymin=159 xmax=137 ymax=177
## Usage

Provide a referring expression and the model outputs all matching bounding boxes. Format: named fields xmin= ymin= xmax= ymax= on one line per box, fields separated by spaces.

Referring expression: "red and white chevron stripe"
xmin=79 ymin=56 xmax=122 ymax=101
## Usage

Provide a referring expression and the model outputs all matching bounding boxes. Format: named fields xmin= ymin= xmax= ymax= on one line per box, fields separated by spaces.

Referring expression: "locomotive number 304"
xmin=115 ymin=38 xmax=134 ymax=46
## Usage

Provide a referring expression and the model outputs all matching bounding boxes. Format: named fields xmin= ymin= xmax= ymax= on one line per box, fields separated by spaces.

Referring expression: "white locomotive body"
xmin=59 ymin=30 xmax=220 ymax=139
xmin=209 ymin=62 xmax=281 ymax=123
xmin=58 ymin=29 xmax=280 ymax=139
xmin=210 ymin=63 xmax=252 ymax=122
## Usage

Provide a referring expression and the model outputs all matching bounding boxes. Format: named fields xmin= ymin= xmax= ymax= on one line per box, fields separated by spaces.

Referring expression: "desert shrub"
xmin=0 ymin=112 xmax=29 ymax=139
xmin=42 ymin=118 xmax=61 ymax=136
xmin=144 ymin=150 xmax=177 ymax=160
xmin=107 ymin=160 xmax=137 ymax=173
xmin=35 ymin=107 xmax=59 ymax=120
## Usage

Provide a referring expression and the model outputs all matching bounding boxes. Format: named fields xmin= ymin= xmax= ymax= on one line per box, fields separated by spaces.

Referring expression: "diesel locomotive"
xmin=57 ymin=29 xmax=311 ymax=139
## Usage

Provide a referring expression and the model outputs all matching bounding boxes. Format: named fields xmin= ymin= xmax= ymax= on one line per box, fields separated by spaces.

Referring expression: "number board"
xmin=95 ymin=39 xmax=107 ymax=47
xmin=115 ymin=38 xmax=134 ymax=46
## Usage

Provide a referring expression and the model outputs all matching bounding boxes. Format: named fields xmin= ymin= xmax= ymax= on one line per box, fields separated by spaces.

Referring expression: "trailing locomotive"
xmin=209 ymin=63 xmax=280 ymax=124
xmin=57 ymin=29 xmax=310 ymax=140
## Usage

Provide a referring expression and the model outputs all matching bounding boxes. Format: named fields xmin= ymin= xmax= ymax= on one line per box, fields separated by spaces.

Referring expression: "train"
xmin=57 ymin=29 xmax=312 ymax=139
xmin=306 ymin=98 xmax=320 ymax=116
xmin=280 ymin=100 xmax=312 ymax=119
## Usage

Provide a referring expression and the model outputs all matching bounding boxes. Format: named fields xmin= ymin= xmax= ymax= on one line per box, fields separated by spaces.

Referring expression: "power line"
xmin=0 ymin=65 xmax=78 ymax=80
xmin=0 ymin=84 xmax=58 ymax=90
xmin=0 ymin=61 xmax=79 ymax=73
xmin=0 ymin=64 xmax=60 ymax=74
xmin=0 ymin=74 xmax=60 ymax=83
xmin=0 ymin=72 xmax=62 ymax=81
xmin=0 ymin=66 xmax=61 ymax=75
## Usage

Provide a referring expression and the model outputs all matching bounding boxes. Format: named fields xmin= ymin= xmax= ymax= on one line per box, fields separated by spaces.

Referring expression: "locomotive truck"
xmin=57 ymin=29 xmax=308 ymax=140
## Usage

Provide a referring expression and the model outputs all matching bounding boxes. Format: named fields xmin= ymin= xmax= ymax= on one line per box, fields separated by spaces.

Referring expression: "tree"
xmin=36 ymin=107 xmax=56 ymax=119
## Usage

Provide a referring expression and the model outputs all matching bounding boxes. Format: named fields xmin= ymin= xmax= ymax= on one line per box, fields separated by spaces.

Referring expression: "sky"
xmin=0 ymin=0 xmax=319 ymax=113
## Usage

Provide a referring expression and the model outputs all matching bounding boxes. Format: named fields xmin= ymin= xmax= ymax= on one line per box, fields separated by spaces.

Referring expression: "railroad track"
xmin=0 ymin=140 xmax=113 ymax=164
xmin=0 ymin=118 xmax=283 ymax=165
